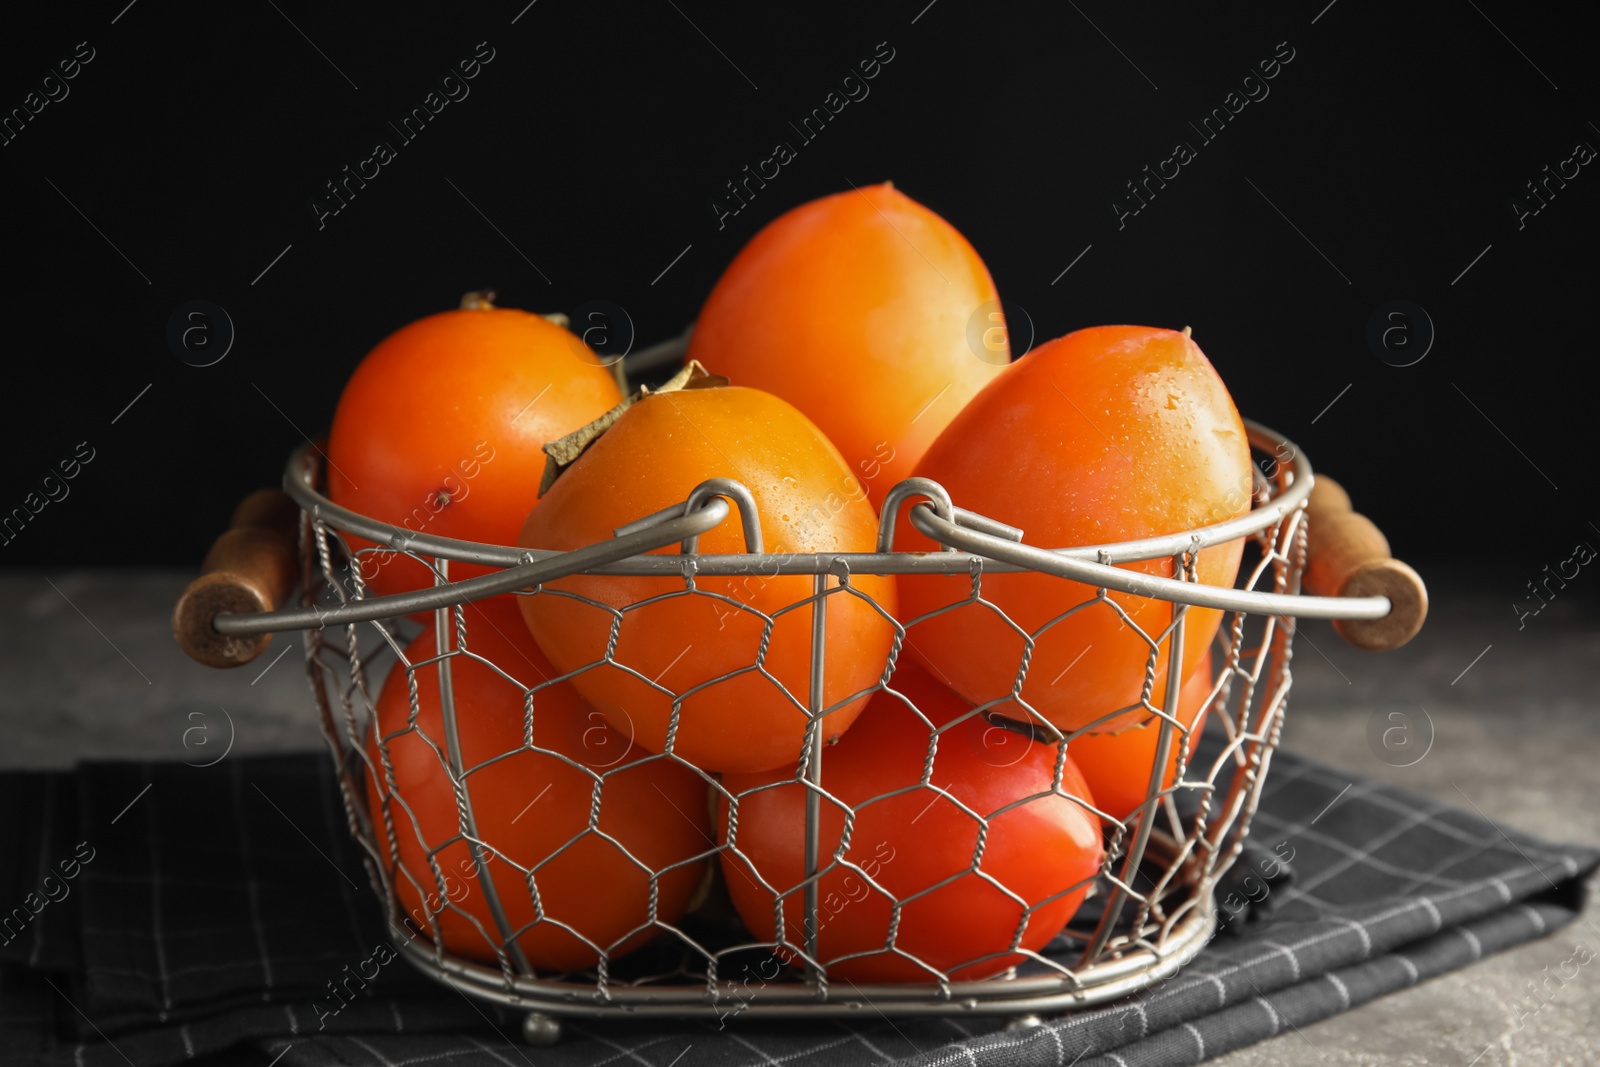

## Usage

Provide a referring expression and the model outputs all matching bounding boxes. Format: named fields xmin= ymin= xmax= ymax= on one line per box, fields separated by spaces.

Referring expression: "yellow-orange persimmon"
xmin=688 ymin=183 xmax=1009 ymax=509
xmin=329 ymin=303 xmax=622 ymax=600
xmin=896 ymin=326 xmax=1251 ymax=735
xmin=518 ymin=385 xmax=896 ymax=774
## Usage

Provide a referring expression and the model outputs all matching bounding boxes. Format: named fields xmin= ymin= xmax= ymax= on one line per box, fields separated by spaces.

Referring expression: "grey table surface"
xmin=0 ymin=565 xmax=1594 ymax=1066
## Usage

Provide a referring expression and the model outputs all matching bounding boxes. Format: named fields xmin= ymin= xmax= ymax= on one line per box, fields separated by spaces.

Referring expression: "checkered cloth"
xmin=1 ymin=750 xmax=1594 ymax=1067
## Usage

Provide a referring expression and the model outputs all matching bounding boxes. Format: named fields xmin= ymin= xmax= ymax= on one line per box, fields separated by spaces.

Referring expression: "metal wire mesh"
xmin=293 ymin=444 xmax=1309 ymax=1022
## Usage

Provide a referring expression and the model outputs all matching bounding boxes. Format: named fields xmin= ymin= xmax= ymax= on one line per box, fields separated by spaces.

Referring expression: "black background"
xmin=2 ymin=0 xmax=1594 ymax=587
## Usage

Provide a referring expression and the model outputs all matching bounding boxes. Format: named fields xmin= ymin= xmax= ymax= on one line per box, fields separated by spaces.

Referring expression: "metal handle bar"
xmin=222 ymin=416 xmax=1391 ymax=638
xmin=616 ymin=477 xmax=766 ymax=555
xmin=905 ymin=502 xmax=1389 ymax=621
xmin=876 ymin=420 xmax=1310 ymax=562
xmin=211 ymin=496 xmax=731 ymax=637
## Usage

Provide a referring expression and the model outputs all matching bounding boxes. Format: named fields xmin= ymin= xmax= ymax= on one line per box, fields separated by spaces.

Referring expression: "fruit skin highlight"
xmin=328 ymin=304 xmax=623 ymax=601
xmin=518 ymin=384 xmax=897 ymax=775
xmin=688 ymin=183 xmax=1010 ymax=508
xmin=896 ymin=325 xmax=1252 ymax=735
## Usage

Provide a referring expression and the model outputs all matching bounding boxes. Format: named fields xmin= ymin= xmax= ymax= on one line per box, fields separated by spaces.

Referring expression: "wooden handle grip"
xmin=172 ymin=488 xmax=300 ymax=668
xmin=1302 ymin=475 xmax=1428 ymax=651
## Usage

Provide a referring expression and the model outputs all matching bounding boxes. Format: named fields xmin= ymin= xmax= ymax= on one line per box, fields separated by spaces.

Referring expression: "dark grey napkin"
xmin=0 ymin=748 xmax=1594 ymax=1067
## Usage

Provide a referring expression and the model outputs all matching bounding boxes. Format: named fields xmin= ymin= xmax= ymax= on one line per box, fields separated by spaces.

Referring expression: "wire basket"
xmin=175 ymin=399 xmax=1425 ymax=1044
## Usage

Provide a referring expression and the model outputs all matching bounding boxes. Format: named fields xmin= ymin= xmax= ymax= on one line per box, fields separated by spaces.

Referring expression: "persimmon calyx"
xmin=538 ymin=359 xmax=729 ymax=496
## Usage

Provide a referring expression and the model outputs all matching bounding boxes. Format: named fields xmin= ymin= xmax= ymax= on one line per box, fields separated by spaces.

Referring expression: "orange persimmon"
xmin=329 ymin=302 xmax=622 ymax=600
xmin=517 ymin=384 xmax=896 ymax=775
xmin=365 ymin=598 xmax=711 ymax=972
xmin=896 ymin=326 xmax=1251 ymax=735
xmin=688 ymin=183 xmax=1009 ymax=509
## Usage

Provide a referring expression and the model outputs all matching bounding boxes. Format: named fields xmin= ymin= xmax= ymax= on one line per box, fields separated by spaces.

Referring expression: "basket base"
xmin=397 ymin=890 xmax=1218 ymax=1026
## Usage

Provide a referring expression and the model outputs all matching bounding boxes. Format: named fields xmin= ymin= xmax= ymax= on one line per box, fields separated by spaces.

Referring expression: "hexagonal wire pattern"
xmin=240 ymin=420 xmax=1387 ymax=1028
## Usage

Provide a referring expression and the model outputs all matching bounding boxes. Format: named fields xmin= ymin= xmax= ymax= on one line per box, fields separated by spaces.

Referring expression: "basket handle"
xmin=1301 ymin=475 xmax=1427 ymax=651
xmin=172 ymin=489 xmax=300 ymax=668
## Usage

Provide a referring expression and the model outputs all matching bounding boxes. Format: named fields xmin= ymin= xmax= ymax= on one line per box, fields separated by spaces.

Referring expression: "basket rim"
xmin=204 ymin=417 xmax=1397 ymax=637
xmin=282 ymin=417 xmax=1308 ymax=575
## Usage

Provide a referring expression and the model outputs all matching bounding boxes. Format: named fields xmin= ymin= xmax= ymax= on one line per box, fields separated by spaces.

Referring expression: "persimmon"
xmin=365 ymin=598 xmax=711 ymax=972
xmin=895 ymin=325 xmax=1251 ymax=734
xmin=1069 ymin=651 xmax=1215 ymax=824
xmin=328 ymin=300 xmax=623 ymax=602
xmin=517 ymin=384 xmax=896 ymax=775
xmin=718 ymin=659 xmax=1103 ymax=982
xmin=687 ymin=183 xmax=1009 ymax=508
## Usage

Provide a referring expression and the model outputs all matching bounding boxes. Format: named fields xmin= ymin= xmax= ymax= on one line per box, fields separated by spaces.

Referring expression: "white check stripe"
xmin=1279 ymin=762 xmax=1574 ymax=863
xmin=230 ymin=761 xmax=276 ymax=992
xmin=86 ymin=957 xmax=350 ymax=981
xmin=463 ymin=1035 xmax=531 ymax=1067
xmin=1258 ymin=940 xmax=1302 ymax=982
xmin=1276 ymin=803 xmax=1463 ymax=900
xmin=318 ymin=759 xmax=379 ymax=955
xmin=81 ymin=921 xmax=311 ymax=938
xmin=347 ymin=1035 xmax=402 ymax=1067
xmin=839 ymin=1024 xmax=895 ymax=1063
xmin=1389 ymin=823 xmax=1569 ymax=909
xmin=1068 ymin=907 xmax=1391 ymax=1032
xmin=1328 ymin=916 xmax=1372 ymax=959
xmin=726 ymin=1032 xmax=785 ymax=1067
xmin=1255 ymin=755 xmax=1318 ymax=797
xmin=1253 ymin=995 xmax=1281 ymax=1035
xmin=142 ymin=766 xmax=173 ymax=1012
xmin=1056 ymin=898 xmax=1429 ymax=1039
xmin=1325 ymin=972 xmax=1351 ymax=1010
xmin=350 ymin=1041 xmax=487 ymax=1067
